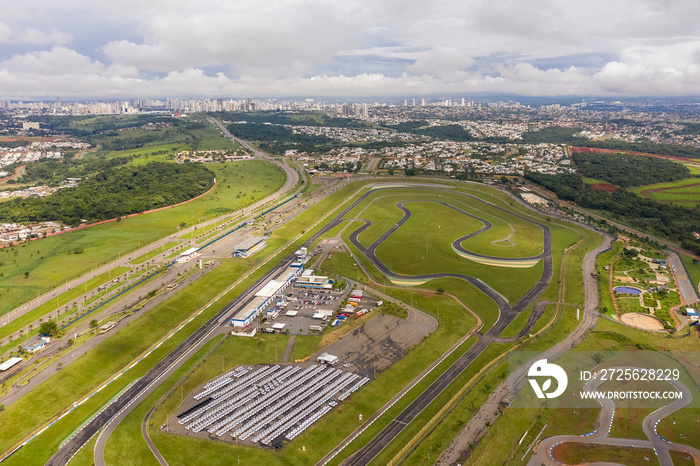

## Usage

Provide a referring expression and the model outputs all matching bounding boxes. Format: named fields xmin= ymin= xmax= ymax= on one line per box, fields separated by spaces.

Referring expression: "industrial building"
xmin=230 ymin=265 xmax=303 ymax=327
xmin=233 ymin=236 xmax=268 ymax=258
xmin=294 ymin=269 xmax=330 ymax=289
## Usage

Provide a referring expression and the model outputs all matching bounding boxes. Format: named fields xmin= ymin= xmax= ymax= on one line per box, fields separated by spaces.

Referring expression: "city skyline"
xmin=1 ymin=0 xmax=700 ymax=99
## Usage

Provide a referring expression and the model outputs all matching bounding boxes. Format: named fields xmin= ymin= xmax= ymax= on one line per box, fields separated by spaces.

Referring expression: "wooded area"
xmin=525 ymin=172 xmax=700 ymax=254
xmin=572 ymin=152 xmax=690 ymax=187
xmin=0 ymin=162 xmax=215 ymax=226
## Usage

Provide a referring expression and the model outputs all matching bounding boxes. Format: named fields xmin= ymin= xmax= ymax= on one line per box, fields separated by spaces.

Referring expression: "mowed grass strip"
xmin=0 ymin=266 xmax=130 ymax=344
xmin=0 ymin=160 xmax=285 ymax=316
xmin=554 ymin=443 xmax=660 ymax=466
xmin=131 ymin=242 xmax=179 ymax=264
xmin=0 ymin=258 xmax=261 ymax=464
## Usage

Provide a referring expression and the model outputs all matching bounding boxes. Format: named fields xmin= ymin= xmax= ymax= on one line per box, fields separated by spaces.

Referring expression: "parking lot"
xmin=259 ymin=281 xmax=384 ymax=336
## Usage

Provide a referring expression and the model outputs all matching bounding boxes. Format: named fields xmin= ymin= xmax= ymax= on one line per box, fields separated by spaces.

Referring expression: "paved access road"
xmin=667 ymin=251 xmax=699 ymax=305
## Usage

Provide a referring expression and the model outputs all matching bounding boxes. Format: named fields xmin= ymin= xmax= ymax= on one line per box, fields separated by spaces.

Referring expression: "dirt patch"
xmin=591 ymin=183 xmax=617 ymax=192
xmin=621 ymin=312 xmax=665 ymax=331
xmin=615 ymin=276 xmax=635 ymax=283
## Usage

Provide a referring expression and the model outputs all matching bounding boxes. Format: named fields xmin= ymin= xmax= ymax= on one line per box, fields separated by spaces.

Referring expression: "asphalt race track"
xmin=337 ymin=187 xmax=553 ymax=465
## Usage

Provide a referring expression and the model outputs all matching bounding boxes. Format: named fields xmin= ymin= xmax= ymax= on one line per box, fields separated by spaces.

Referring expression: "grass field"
xmin=348 ymin=188 xmax=544 ymax=258
xmin=131 ymin=242 xmax=179 ymax=264
xmin=632 ymin=177 xmax=700 ymax=207
xmin=0 ymin=160 xmax=284 ymax=316
xmin=364 ymin=197 xmax=543 ymax=303
xmin=467 ymin=314 xmax=700 ymax=465
xmin=681 ymin=253 xmax=700 ymax=292
xmin=597 ymin=240 xmax=625 ymax=316
xmin=554 ymin=443 xmax=660 ymax=466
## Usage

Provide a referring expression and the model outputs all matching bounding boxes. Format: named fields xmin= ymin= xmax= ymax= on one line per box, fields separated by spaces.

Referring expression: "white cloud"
xmin=19 ymin=28 xmax=70 ymax=45
xmin=0 ymin=22 xmax=10 ymax=43
xmin=1 ymin=0 xmax=700 ymax=97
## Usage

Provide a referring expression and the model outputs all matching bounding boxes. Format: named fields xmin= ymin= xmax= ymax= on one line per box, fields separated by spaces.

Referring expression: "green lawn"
xmin=617 ymin=296 xmax=646 ymax=314
xmin=554 ymin=444 xmax=660 ymax=466
xmin=468 ymin=314 xmax=700 ymax=465
xmin=632 ymin=177 xmax=700 ymax=207
xmin=346 ymin=188 xmax=545 ymax=258
xmin=0 ymin=257 xmax=265 ymax=465
xmin=373 ymin=200 xmax=542 ymax=304
xmin=0 ymin=160 xmax=285 ymax=316
xmin=680 ymin=253 xmax=700 ymax=291
xmin=131 ymin=242 xmax=179 ymax=264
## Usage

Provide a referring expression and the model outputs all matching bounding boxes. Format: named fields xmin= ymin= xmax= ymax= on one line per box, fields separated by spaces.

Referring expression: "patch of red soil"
xmin=590 ymin=183 xmax=616 ymax=192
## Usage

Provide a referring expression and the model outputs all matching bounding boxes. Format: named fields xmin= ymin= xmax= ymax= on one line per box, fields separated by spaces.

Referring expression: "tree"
xmin=24 ymin=271 xmax=29 ymax=279
xmin=89 ymin=319 xmax=99 ymax=334
xmin=38 ymin=321 xmax=59 ymax=336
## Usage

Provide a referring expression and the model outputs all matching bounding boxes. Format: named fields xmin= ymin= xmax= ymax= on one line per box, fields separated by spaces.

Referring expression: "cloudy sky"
xmin=1 ymin=0 xmax=699 ymax=99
